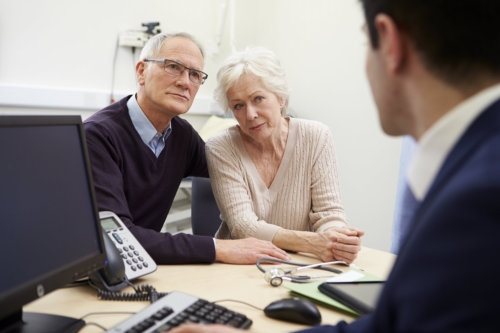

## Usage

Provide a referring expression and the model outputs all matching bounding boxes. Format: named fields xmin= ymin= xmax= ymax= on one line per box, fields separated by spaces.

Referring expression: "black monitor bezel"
xmin=0 ymin=115 xmax=107 ymax=331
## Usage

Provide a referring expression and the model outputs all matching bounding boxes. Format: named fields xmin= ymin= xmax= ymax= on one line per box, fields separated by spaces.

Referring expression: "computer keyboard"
xmin=106 ymin=291 xmax=253 ymax=332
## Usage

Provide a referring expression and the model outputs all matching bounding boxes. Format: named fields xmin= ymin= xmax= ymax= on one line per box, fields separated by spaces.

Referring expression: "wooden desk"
xmin=25 ymin=247 xmax=395 ymax=332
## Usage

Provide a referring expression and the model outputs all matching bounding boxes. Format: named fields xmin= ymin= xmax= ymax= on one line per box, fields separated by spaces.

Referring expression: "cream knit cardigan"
xmin=205 ymin=117 xmax=348 ymax=241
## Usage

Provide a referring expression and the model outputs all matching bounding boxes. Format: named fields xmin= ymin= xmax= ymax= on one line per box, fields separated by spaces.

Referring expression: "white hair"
xmin=214 ymin=46 xmax=289 ymax=115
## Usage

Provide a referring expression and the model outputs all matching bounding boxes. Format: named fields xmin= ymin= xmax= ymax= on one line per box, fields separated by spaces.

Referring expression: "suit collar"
xmin=408 ymin=84 xmax=500 ymax=200
xmin=425 ymin=98 xmax=500 ymax=199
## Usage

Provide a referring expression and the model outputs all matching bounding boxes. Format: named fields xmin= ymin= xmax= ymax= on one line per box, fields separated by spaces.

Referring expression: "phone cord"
xmin=97 ymin=284 xmax=168 ymax=303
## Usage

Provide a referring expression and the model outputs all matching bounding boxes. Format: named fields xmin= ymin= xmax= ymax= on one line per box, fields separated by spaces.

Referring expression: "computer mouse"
xmin=264 ymin=297 xmax=322 ymax=325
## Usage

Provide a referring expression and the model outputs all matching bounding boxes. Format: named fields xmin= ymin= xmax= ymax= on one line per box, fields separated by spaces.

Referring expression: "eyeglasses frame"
xmin=144 ymin=58 xmax=208 ymax=85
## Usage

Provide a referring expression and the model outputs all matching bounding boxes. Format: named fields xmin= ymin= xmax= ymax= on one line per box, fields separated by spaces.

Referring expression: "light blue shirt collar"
xmin=128 ymin=95 xmax=172 ymax=157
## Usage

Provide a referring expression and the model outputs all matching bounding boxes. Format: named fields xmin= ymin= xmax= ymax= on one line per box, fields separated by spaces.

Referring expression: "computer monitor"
xmin=0 ymin=115 xmax=107 ymax=333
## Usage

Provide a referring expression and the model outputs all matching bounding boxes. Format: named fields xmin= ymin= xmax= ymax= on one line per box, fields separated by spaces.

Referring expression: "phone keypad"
xmin=118 ymin=245 xmax=151 ymax=272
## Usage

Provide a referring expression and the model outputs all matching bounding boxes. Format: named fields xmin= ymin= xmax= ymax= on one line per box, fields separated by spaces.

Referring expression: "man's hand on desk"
xmin=215 ymin=237 xmax=290 ymax=264
xmin=168 ymin=323 xmax=244 ymax=333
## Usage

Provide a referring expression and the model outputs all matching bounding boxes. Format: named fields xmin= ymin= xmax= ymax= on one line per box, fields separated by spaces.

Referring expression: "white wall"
xmin=0 ymin=0 xmax=401 ymax=251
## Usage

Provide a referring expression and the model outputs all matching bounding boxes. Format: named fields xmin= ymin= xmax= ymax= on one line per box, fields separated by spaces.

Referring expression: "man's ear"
xmin=136 ymin=61 xmax=146 ymax=85
xmin=374 ymin=14 xmax=407 ymax=75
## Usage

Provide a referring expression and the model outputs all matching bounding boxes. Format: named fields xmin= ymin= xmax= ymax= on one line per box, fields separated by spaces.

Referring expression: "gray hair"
xmin=214 ymin=46 xmax=290 ymax=115
xmin=139 ymin=32 xmax=205 ymax=60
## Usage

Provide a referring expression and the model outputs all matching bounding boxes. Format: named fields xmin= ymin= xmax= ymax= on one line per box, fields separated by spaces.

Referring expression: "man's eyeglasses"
xmin=144 ymin=58 xmax=208 ymax=85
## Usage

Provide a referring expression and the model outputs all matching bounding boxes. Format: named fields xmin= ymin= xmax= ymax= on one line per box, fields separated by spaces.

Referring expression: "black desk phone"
xmin=89 ymin=211 xmax=157 ymax=292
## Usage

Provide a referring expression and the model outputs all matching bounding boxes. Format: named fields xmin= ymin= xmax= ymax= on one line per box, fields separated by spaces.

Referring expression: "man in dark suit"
xmin=170 ymin=0 xmax=500 ymax=332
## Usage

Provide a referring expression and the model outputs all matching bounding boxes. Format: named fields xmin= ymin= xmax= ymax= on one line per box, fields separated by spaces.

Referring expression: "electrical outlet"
xmin=119 ymin=31 xmax=151 ymax=48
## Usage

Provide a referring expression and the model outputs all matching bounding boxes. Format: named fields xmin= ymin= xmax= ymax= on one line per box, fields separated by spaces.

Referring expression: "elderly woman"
xmin=206 ymin=46 xmax=363 ymax=263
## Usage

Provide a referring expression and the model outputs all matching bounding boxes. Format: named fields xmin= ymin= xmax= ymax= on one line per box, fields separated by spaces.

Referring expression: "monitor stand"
xmin=2 ymin=311 xmax=85 ymax=333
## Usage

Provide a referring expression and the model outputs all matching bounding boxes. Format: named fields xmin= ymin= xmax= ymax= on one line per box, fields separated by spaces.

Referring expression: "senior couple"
xmin=84 ymin=32 xmax=362 ymax=266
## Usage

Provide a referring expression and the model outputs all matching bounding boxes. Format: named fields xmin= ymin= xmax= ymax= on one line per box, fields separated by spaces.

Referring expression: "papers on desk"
xmin=325 ymin=269 xmax=365 ymax=283
xmin=284 ymin=268 xmax=384 ymax=317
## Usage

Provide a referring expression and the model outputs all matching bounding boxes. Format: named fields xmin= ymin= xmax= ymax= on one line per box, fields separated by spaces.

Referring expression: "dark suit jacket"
xmin=297 ymin=98 xmax=500 ymax=332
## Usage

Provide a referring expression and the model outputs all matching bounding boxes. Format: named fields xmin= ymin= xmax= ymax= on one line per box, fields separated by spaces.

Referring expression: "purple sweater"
xmin=84 ymin=96 xmax=214 ymax=264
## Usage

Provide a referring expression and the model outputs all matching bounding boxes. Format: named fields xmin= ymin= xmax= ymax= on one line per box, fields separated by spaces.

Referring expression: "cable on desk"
xmin=212 ymin=299 xmax=263 ymax=311
xmin=80 ymin=311 xmax=137 ymax=320
xmin=87 ymin=276 xmax=168 ymax=303
xmin=78 ymin=321 xmax=107 ymax=332
xmin=77 ymin=311 xmax=137 ymax=333
xmin=96 ymin=284 xmax=168 ymax=303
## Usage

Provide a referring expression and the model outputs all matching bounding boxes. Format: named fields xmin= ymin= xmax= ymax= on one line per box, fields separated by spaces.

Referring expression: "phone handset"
xmin=89 ymin=232 xmax=129 ymax=291
xmin=89 ymin=211 xmax=158 ymax=294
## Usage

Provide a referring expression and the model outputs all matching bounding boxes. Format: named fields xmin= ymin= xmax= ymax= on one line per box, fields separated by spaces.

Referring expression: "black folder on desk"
xmin=318 ymin=281 xmax=385 ymax=315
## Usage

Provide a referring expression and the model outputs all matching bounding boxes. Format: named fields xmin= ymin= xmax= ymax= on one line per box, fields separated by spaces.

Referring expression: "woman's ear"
xmin=278 ymin=95 xmax=285 ymax=108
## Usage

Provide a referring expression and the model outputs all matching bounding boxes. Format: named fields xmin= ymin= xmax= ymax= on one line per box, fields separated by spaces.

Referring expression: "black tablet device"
xmin=318 ymin=281 xmax=385 ymax=315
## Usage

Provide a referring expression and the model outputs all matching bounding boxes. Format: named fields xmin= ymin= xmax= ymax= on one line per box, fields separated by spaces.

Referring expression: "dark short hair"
xmin=360 ymin=0 xmax=500 ymax=85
